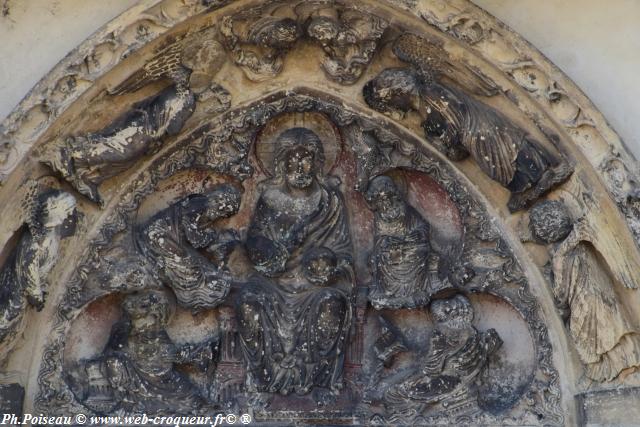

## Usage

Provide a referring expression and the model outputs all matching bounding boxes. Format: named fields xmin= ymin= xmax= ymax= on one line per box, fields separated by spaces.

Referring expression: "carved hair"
xmin=363 ymin=68 xmax=422 ymax=115
xmin=273 ymin=127 xmax=326 ymax=181
xmin=179 ymin=183 xmax=242 ymax=218
xmin=431 ymin=294 xmax=474 ymax=325
xmin=29 ymin=189 xmax=76 ymax=235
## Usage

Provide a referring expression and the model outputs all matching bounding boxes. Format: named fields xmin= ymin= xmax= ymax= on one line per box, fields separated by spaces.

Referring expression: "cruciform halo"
xmin=254 ymin=111 xmax=343 ymax=177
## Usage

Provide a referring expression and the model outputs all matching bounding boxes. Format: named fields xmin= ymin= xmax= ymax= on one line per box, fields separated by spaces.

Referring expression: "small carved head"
xmin=363 ymin=68 xmax=421 ymax=120
xmin=31 ymin=189 xmax=77 ymax=234
xmin=274 ymin=127 xmax=325 ymax=189
xmin=365 ymin=175 xmax=406 ymax=222
xmin=307 ymin=16 xmax=340 ymax=45
xmin=122 ymin=290 xmax=171 ymax=330
xmin=181 ymin=183 xmax=242 ymax=224
xmin=431 ymin=294 xmax=474 ymax=329
xmin=303 ymin=247 xmax=338 ymax=286
xmin=249 ymin=17 xmax=301 ymax=50
xmin=528 ymin=200 xmax=573 ymax=243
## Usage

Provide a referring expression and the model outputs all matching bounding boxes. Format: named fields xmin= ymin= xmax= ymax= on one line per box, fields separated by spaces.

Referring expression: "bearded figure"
xmin=236 ymin=127 xmax=354 ymax=404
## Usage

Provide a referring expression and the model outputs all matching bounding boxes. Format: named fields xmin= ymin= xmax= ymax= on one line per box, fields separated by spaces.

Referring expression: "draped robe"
xmin=369 ymin=205 xmax=432 ymax=309
xmin=236 ymin=181 xmax=353 ymax=395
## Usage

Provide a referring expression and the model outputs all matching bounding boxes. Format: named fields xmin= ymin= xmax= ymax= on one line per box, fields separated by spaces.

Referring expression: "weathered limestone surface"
xmin=0 ymin=1 xmax=639 ymax=425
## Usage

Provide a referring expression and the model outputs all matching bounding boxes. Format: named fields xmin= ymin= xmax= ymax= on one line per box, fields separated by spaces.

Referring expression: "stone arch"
xmin=1 ymin=1 xmax=639 ymax=425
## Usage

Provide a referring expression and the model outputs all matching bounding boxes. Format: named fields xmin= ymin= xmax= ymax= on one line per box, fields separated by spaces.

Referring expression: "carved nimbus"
xmin=0 ymin=187 xmax=76 ymax=362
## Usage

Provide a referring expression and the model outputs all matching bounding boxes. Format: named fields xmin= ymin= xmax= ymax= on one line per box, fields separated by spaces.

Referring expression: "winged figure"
xmin=364 ymin=33 xmax=572 ymax=211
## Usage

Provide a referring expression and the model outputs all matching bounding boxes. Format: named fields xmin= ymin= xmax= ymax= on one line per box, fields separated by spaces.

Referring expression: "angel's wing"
xmin=582 ymin=210 xmax=640 ymax=290
xmin=392 ymin=33 xmax=498 ymax=96
xmin=109 ymin=37 xmax=185 ymax=95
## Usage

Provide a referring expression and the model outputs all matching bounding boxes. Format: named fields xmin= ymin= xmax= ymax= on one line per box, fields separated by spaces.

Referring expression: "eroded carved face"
xmin=123 ymin=291 xmax=171 ymax=331
xmin=285 ymin=146 xmax=316 ymax=189
xmin=42 ymin=192 xmax=77 ymax=228
xmin=205 ymin=191 xmax=241 ymax=221
xmin=431 ymin=295 xmax=474 ymax=329
xmin=363 ymin=68 xmax=420 ymax=120
xmin=366 ymin=176 xmax=406 ymax=222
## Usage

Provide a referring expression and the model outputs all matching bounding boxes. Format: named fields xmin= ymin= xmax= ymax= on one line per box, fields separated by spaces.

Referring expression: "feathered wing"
xmin=581 ymin=211 xmax=640 ymax=290
xmin=556 ymin=241 xmax=640 ymax=381
xmin=392 ymin=33 xmax=498 ymax=96
xmin=109 ymin=38 xmax=185 ymax=95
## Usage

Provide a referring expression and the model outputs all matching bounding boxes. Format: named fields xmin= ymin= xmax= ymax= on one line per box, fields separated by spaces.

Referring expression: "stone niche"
xmin=1 ymin=1 xmax=640 ymax=426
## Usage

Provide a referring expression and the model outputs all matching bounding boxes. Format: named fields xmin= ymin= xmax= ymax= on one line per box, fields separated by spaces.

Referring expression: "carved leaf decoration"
xmin=392 ymin=33 xmax=498 ymax=97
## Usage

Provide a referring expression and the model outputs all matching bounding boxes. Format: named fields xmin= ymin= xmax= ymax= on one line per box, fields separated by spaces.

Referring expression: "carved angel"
xmin=551 ymin=216 xmax=640 ymax=381
xmin=45 ymin=26 xmax=227 ymax=205
xmin=0 ymin=188 xmax=76 ymax=361
xmin=363 ymin=34 xmax=572 ymax=212
xmin=304 ymin=6 xmax=388 ymax=84
xmin=220 ymin=8 xmax=301 ymax=82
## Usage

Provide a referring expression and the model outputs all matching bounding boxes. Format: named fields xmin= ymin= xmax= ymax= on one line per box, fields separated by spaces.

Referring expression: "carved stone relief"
xmin=1 ymin=0 xmax=640 ymax=425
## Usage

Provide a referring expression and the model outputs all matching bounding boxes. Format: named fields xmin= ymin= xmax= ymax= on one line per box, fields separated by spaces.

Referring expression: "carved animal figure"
xmin=0 ymin=189 xmax=76 ymax=362
xmin=136 ymin=184 xmax=242 ymax=311
xmin=305 ymin=7 xmax=388 ymax=84
xmin=235 ymin=128 xmax=353 ymax=405
xmin=363 ymin=34 xmax=572 ymax=211
xmin=384 ymin=294 xmax=501 ymax=417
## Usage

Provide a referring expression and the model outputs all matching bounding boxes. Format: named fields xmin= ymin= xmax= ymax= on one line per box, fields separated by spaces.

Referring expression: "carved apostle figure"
xmin=385 ymin=294 xmax=501 ymax=416
xmin=365 ymin=175 xmax=438 ymax=309
xmin=69 ymin=290 xmax=214 ymax=415
xmin=363 ymin=35 xmax=572 ymax=211
xmin=236 ymin=128 xmax=353 ymax=404
xmin=0 ymin=189 xmax=76 ymax=361
xmin=136 ymin=184 xmax=242 ymax=311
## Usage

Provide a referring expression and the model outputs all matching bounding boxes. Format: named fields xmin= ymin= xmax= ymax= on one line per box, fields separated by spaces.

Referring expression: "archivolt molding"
xmin=0 ymin=0 xmax=637 ymax=230
xmin=0 ymin=0 xmax=639 ymax=425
